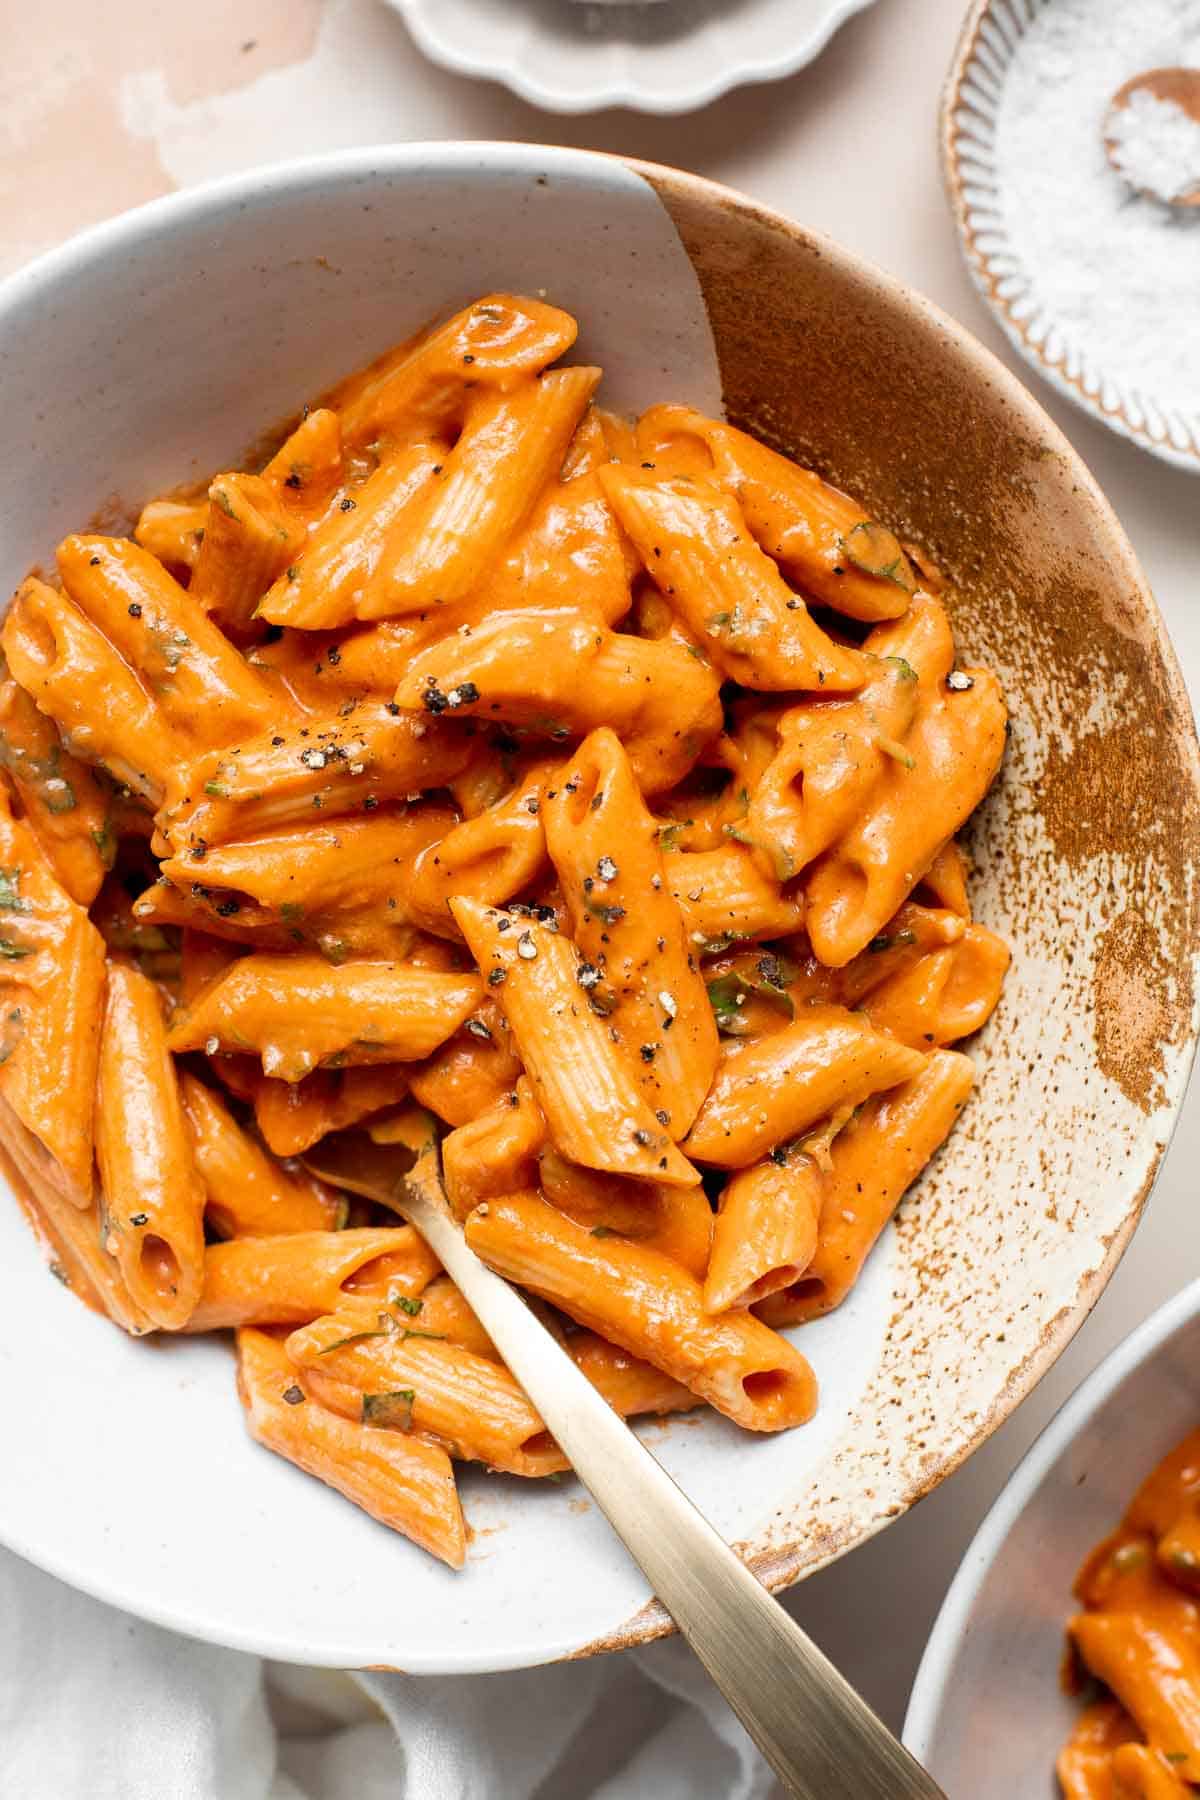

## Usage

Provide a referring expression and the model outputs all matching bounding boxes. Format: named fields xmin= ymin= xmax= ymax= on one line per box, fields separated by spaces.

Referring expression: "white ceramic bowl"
xmin=905 ymin=1278 xmax=1200 ymax=1793
xmin=0 ymin=141 xmax=1197 ymax=1673
xmin=384 ymin=0 xmax=880 ymax=114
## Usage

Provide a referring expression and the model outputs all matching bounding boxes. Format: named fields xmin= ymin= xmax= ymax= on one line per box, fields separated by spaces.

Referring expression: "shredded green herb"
xmin=361 ymin=1390 xmax=416 ymax=1431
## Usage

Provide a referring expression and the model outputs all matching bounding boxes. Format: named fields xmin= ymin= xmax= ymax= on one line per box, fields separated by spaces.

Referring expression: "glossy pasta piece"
xmin=442 ymin=1077 xmax=546 ymax=1221
xmin=487 ymin=471 xmax=632 ymax=624
xmin=599 ymin=467 xmax=866 ymax=692
xmin=465 ymin=1189 xmax=815 ymax=1431
xmin=133 ymin=497 xmax=208 ymax=571
xmin=253 ymin=1063 xmax=412 ymax=1158
xmin=337 ymin=293 xmax=578 ymax=446
xmin=538 ymin=1145 xmax=712 ymax=1281
xmin=0 ymin=791 xmax=106 ymax=1204
xmin=1111 ymin=1743 xmax=1193 ymax=1797
xmin=189 ymin=472 xmax=306 ymax=636
xmin=754 ymin=1050 xmax=975 ymax=1325
xmin=567 ymin=1331 xmax=700 ymax=1420
xmin=56 ymin=535 xmax=276 ymax=747
xmin=406 ymin=1003 xmax=523 ymax=1127
xmin=167 ymin=953 xmax=483 ymax=1080
xmin=372 ymin=1274 xmax=498 ymax=1360
xmin=189 ymin=1227 xmax=438 ymax=1329
xmin=543 ymin=729 xmax=719 ymax=1136
xmin=259 ymin=439 xmax=446 ymax=629
xmin=236 ymin=1328 xmax=465 ymax=1567
xmin=393 ymin=607 xmax=722 ymax=795
xmin=95 ymin=963 xmax=206 ymax=1329
xmin=683 ymin=1004 xmax=927 ymax=1168
xmin=260 ymin=407 xmax=344 ymax=518
xmin=666 ymin=843 xmax=805 ymax=951
xmin=861 ymin=923 xmax=1010 ymax=1048
xmin=804 ymin=597 xmax=1007 ymax=965
xmin=405 ymin=764 xmax=553 ymax=938
xmin=0 ymin=1096 xmax=152 ymax=1334
xmin=703 ymin=1150 xmax=824 ymax=1314
xmin=1069 ymin=1608 xmax=1200 ymax=1783
xmin=159 ymin=804 xmax=456 ymax=923
xmin=286 ymin=1310 xmax=563 ymax=1477
xmin=3 ymin=577 xmax=182 ymax=801
xmin=155 ymin=701 xmax=471 ymax=857
xmin=636 ymin=406 xmax=916 ymax=621
xmin=0 ymin=669 xmax=114 ymax=905
xmin=450 ymin=898 xmax=699 ymax=1188
xmin=1056 ymin=1700 xmax=1142 ymax=1800
xmin=361 ymin=368 xmax=599 ymax=619
xmin=179 ymin=1071 xmax=343 ymax=1237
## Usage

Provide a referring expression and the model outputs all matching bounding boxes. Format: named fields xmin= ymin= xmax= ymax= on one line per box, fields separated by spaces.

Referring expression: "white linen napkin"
xmin=0 ymin=1545 xmax=780 ymax=1799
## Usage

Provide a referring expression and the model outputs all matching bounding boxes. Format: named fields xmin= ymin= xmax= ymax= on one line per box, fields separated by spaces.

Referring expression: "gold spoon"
xmin=302 ymin=1130 xmax=947 ymax=1800
xmin=1104 ymin=67 xmax=1200 ymax=207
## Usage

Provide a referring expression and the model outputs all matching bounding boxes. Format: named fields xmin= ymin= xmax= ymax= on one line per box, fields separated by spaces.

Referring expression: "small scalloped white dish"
xmin=0 ymin=142 xmax=1198 ymax=1675
xmin=944 ymin=0 xmax=1200 ymax=473
xmin=905 ymin=1279 xmax=1200 ymax=1793
xmin=383 ymin=0 xmax=879 ymax=115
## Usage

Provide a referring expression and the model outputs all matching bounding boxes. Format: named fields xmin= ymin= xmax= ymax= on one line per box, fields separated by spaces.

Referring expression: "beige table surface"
xmin=5 ymin=0 xmax=1199 ymax=1737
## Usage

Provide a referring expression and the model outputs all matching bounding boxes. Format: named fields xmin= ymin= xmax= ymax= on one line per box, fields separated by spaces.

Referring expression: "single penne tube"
xmin=915 ymin=840 xmax=971 ymax=917
xmin=0 ymin=1096 xmax=152 ymax=1334
xmin=538 ymin=1145 xmax=712 ymax=1281
xmin=236 ymin=1327 xmax=465 ymax=1568
xmin=285 ymin=1310 xmax=563 ymax=1477
xmin=636 ymin=405 xmax=916 ymax=621
xmin=405 ymin=764 xmax=553 ymax=938
xmin=353 ymin=1274 xmax=498 ymax=1360
xmin=703 ymin=1151 xmax=824 ymax=1314
xmin=392 ymin=608 xmax=722 ymax=795
xmin=683 ymin=1004 xmax=928 ymax=1168
xmin=667 ymin=842 xmax=806 ymax=951
xmin=188 ymin=472 xmax=306 ymax=636
xmin=260 ymin=406 xmax=344 ymax=518
xmin=188 ymin=1227 xmax=437 ymax=1330
xmin=254 ymin=1063 xmax=412 ymax=1157
xmin=487 ymin=472 xmax=632 ymax=624
xmin=166 ymin=953 xmax=483 ymax=1080
xmin=56 ymin=535 xmax=277 ymax=746
xmin=405 ymin=1002 xmax=523 ymax=1127
xmin=465 ymin=1189 xmax=816 ymax=1431
xmin=832 ymin=900 xmax=966 ymax=1008
xmin=1056 ymin=1701 xmax=1141 ymax=1800
xmin=861 ymin=923 xmax=1010 ymax=1047
xmin=337 ymin=292 xmax=579 ymax=446
xmin=0 ymin=789 xmax=106 ymax=1203
xmin=754 ymin=1050 xmax=975 ymax=1326
xmin=1109 ymin=1742 xmax=1192 ymax=1797
xmin=743 ymin=656 xmax=922 ymax=881
xmin=442 ymin=1077 xmax=546 ymax=1220
xmin=95 ymin=963 xmax=207 ymax=1329
xmin=178 ymin=1071 xmax=344 ymax=1237
xmin=542 ymin=728 xmax=718 ymax=1134
xmin=566 ymin=1330 xmax=701 ymax=1419
xmin=155 ymin=701 xmax=471 ymax=857
xmin=133 ymin=497 xmax=209 ymax=571
xmin=360 ymin=367 xmax=600 ymax=619
xmin=3 ymin=577 xmax=182 ymax=801
xmin=159 ymin=804 xmax=456 ymax=919
xmin=1069 ymin=1609 xmax=1200 ymax=1782
xmin=449 ymin=898 xmax=699 ymax=1188
xmin=599 ymin=466 xmax=865 ymax=692
xmin=0 ymin=668 xmax=114 ymax=905
xmin=131 ymin=877 xmax=308 ymax=952
xmin=259 ymin=439 xmax=447 ymax=629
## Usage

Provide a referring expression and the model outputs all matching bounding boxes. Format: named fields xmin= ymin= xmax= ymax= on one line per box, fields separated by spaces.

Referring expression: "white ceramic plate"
xmin=0 ymin=142 xmax=1196 ymax=1673
xmin=905 ymin=1278 xmax=1200 ymax=1793
xmin=943 ymin=0 xmax=1200 ymax=473
xmin=384 ymin=0 xmax=879 ymax=114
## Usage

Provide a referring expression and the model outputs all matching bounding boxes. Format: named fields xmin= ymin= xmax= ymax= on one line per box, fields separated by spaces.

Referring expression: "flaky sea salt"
xmin=1107 ymin=86 xmax=1200 ymax=203
xmin=993 ymin=0 xmax=1200 ymax=423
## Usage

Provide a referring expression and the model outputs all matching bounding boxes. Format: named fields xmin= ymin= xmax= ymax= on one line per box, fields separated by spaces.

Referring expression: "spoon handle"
xmin=402 ymin=1169 xmax=945 ymax=1800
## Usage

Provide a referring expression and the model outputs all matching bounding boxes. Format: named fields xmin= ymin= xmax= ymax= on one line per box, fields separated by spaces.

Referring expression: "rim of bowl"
xmin=940 ymin=0 xmax=1200 ymax=475
xmin=0 ymin=141 xmax=1192 ymax=1666
xmin=903 ymin=1276 xmax=1200 ymax=1761
xmin=385 ymin=0 xmax=881 ymax=116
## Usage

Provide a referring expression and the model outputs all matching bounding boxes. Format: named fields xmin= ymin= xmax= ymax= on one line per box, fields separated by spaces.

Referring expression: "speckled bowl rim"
xmin=384 ymin=0 xmax=880 ymax=116
xmin=941 ymin=0 xmax=1200 ymax=475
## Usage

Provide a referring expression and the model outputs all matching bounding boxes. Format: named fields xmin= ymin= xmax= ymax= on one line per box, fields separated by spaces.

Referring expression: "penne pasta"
xmin=260 ymin=407 xmax=344 ymax=519
xmin=237 ymin=1327 xmax=465 ymax=1567
xmin=441 ymin=1076 xmax=546 ymax=1221
xmin=95 ymin=963 xmax=207 ymax=1329
xmin=703 ymin=1149 xmax=824 ymax=1314
xmin=188 ymin=471 xmax=306 ymax=636
xmin=405 ymin=1002 xmax=523 ymax=1128
xmin=0 ymin=666 xmax=114 ymax=906
xmin=166 ymin=953 xmax=483 ymax=1080
xmin=405 ymin=763 xmax=553 ymax=938
xmin=666 ymin=842 xmax=806 ymax=952
xmin=538 ymin=1145 xmax=712 ymax=1281
xmin=465 ymin=1189 xmax=816 ymax=1432
xmin=133 ymin=496 xmax=209 ymax=572
xmin=450 ymin=898 xmax=699 ymax=1188
xmin=179 ymin=1070 xmax=344 ymax=1238
xmin=254 ymin=1063 xmax=412 ymax=1158
xmin=189 ymin=1227 xmax=438 ymax=1330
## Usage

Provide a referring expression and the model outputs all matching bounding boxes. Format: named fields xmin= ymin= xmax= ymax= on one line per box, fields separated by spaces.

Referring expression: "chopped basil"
xmin=395 ymin=1296 xmax=423 ymax=1317
xmin=0 ymin=940 xmax=31 ymax=960
xmin=657 ymin=822 xmax=686 ymax=852
xmin=0 ymin=867 xmax=24 ymax=911
xmin=839 ymin=521 xmax=916 ymax=592
xmin=590 ymin=1225 xmax=618 ymax=1239
xmin=867 ymin=928 xmax=917 ymax=954
xmin=317 ymin=1327 xmax=391 ymax=1354
xmin=361 ymin=1390 xmax=416 ymax=1431
xmin=706 ymin=958 xmax=796 ymax=1036
xmin=212 ymin=488 xmax=239 ymax=520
